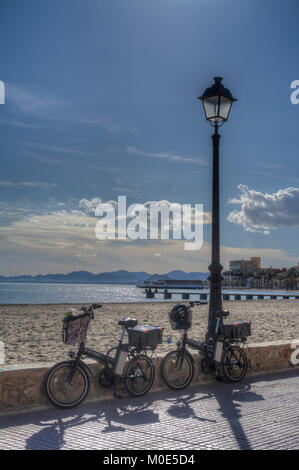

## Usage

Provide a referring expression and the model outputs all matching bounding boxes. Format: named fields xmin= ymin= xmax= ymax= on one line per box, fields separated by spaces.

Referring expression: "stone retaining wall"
xmin=1 ymin=339 xmax=299 ymax=414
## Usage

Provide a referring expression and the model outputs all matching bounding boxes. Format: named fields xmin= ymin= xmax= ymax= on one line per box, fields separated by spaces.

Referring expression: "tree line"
xmin=222 ymin=268 xmax=299 ymax=290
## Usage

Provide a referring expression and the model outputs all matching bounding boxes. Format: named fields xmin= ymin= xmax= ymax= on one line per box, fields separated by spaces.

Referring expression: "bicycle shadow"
xmin=164 ymin=376 xmax=264 ymax=450
xmin=166 ymin=391 xmax=217 ymax=423
xmin=6 ymin=369 xmax=297 ymax=450
xmin=23 ymin=397 xmax=159 ymax=450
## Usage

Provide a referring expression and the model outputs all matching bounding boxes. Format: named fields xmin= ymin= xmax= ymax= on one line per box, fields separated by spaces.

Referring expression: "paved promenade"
xmin=1 ymin=370 xmax=299 ymax=450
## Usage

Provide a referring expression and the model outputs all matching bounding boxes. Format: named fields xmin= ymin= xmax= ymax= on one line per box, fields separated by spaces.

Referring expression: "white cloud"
xmin=127 ymin=146 xmax=208 ymax=166
xmin=0 ymin=120 xmax=52 ymax=129
xmin=79 ymin=197 xmax=103 ymax=215
xmin=26 ymin=210 xmax=94 ymax=228
xmin=0 ymin=181 xmax=58 ymax=189
xmin=22 ymin=142 xmax=96 ymax=157
xmin=79 ymin=118 xmax=136 ymax=134
xmin=0 ymin=196 xmax=297 ymax=274
xmin=79 ymin=197 xmax=117 ymax=215
xmin=0 ymin=209 xmax=97 ymax=254
xmin=23 ymin=151 xmax=67 ymax=166
xmin=6 ymin=83 xmax=66 ymax=115
xmin=228 ymin=184 xmax=299 ymax=233
xmin=3 ymin=195 xmax=296 ymax=275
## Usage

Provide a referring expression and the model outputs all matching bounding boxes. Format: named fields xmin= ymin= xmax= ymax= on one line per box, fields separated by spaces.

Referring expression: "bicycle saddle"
xmin=118 ymin=317 xmax=138 ymax=328
xmin=216 ymin=310 xmax=230 ymax=319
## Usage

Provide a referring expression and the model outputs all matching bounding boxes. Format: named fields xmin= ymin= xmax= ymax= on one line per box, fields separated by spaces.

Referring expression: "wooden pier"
xmin=144 ymin=289 xmax=299 ymax=301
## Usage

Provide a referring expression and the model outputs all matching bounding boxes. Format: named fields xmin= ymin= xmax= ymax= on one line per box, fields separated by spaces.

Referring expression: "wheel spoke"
xmin=125 ymin=355 xmax=154 ymax=396
xmin=161 ymin=351 xmax=194 ymax=390
xmin=46 ymin=363 xmax=89 ymax=407
xmin=222 ymin=346 xmax=247 ymax=382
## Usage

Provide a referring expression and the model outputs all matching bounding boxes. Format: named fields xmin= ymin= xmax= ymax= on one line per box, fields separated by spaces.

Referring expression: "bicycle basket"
xmin=221 ymin=321 xmax=252 ymax=341
xmin=128 ymin=325 xmax=164 ymax=349
xmin=62 ymin=312 xmax=90 ymax=345
xmin=169 ymin=304 xmax=192 ymax=330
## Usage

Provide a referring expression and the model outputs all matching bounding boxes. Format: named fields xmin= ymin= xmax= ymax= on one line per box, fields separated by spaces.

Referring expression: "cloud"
xmin=0 ymin=198 xmax=297 ymax=274
xmin=0 ymin=120 xmax=53 ymax=129
xmin=6 ymin=83 xmax=66 ymax=116
xmin=26 ymin=210 xmax=94 ymax=228
xmin=126 ymin=146 xmax=208 ymax=166
xmin=79 ymin=197 xmax=104 ymax=214
xmin=23 ymin=151 xmax=67 ymax=166
xmin=79 ymin=197 xmax=117 ymax=215
xmin=79 ymin=118 xmax=136 ymax=134
xmin=3 ymin=195 xmax=296 ymax=275
xmin=252 ymin=161 xmax=285 ymax=170
xmin=228 ymin=184 xmax=299 ymax=233
xmin=0 ymin=181 xmax=58 ymax=189
xmin=22 ymin=142 xmax=96 ymax=157
xmin=0 ymin=209 xmax=97 ymax=255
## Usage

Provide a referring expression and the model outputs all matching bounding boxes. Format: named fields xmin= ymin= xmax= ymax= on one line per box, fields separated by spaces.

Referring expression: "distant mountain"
xmin=0 ymin=270 xmax=150 ymax=284
xmin=0 ymin=269 xmax=209 ymax=284
xmin=145 ymin=273 xmax=171 ymax=282
xmin=167 ymin=270 xmax=209 ymax=281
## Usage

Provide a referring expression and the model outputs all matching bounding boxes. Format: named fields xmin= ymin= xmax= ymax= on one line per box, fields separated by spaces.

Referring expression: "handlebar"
xmin=189 ymin=301 xmax=208 ymax=307
xmin=80 ymin=303 xmax=102 ymax=315
xmin=216 ymin=310 xmax=230 ymax=319
xmin=91 ymin=303 xmax=102 ymax=309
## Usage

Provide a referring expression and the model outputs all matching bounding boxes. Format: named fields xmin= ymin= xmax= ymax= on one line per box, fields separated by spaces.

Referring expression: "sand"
xmin=1 ymin=300 xmax=299 ymax=365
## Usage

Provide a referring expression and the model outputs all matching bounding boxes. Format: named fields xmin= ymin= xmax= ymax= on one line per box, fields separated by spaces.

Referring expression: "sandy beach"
xmin=1 ymin=300 xmax=299 ymax=365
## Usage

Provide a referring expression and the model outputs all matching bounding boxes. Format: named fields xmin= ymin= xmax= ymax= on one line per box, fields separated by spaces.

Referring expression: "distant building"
xmin=229 ymin=257 xmax=261 ymax=272
xmin=290 ymin=262 xmax=299 ymax=272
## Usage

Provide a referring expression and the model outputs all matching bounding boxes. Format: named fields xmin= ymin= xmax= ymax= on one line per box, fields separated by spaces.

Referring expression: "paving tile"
xmin=1 ymin=370 xmax=299 ymax=450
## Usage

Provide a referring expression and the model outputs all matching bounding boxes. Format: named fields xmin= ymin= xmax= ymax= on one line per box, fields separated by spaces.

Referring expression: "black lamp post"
xmin=198 ymin=77 xmax=237 ymax=341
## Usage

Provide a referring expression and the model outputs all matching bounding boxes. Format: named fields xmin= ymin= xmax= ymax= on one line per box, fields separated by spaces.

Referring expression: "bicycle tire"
xmin=44 ymin=360 xmax=90 ymax=408
xmin=124 ymin=354 xmax=155 ymax=397
xmin=222 ymin=345 xmax=248 ymax=383
xmin=160 ymin=350 xmax=194 ymax=390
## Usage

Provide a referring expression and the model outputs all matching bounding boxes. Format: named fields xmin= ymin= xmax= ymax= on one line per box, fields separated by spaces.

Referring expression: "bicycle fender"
xmin=78 ymin=360 xmax=94 ymax=377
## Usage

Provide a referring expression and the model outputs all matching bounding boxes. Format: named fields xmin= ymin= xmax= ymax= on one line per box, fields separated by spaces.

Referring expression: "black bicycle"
xmin=44 ymin=304 xmax=162 ymax=408
xmin=161 ymin=302 xmax=251 ymax=390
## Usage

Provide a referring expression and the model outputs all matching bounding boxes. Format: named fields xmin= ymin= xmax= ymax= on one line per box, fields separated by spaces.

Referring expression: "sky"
xmin=0 ymin=0 xmax=299 ymax=275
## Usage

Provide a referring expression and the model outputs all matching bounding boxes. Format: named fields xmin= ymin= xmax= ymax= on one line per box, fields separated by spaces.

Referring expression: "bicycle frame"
xmin=177 ymin=314 xmax=225 ymax=373
xmin=67 ymin=326 xmax=129 ymax=384
xmin=45 ymin=304 xmax=158 ymax=405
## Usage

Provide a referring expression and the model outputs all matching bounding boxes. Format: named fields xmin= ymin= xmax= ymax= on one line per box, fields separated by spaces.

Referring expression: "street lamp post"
xmin=198 ymin=77 xmax=237 ymax=341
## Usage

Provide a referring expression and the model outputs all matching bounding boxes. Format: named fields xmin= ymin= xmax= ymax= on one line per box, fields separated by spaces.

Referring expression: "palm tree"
xmin=286 ymin=268 xmax=299 ymax=290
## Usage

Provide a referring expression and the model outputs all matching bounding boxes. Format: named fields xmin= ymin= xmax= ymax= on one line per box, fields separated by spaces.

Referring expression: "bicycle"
xmin=44 ymin=303 xmax=163 ymax=408
xmin=160 ymin=302 xmax=251 ymax=390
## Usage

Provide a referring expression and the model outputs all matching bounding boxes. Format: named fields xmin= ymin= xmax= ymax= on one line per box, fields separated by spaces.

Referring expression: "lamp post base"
xmin=206 ymin=262 xmax=224 ymax=341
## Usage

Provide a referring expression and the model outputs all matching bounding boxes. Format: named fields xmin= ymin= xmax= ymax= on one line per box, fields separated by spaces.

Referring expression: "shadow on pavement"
xmin=1 ymin=368 xmax=298 ymax=450
xmin=163 ymin=368 xmax=299 ymax=449
xmin=23 ymin=398 xmax=159 ymax=450
xmin=162 ymin=375 xmax=267 ymax=450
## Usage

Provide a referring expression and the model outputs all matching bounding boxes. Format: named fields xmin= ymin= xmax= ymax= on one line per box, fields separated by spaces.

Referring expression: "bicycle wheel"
xmin=222 ymin=345 xmax=248 ymax=382
xmin=160 ymin=350 xmax=194 ymax=390
xmin=44 ymin=360 xmax=90 ymax=408
xmin=124 ymin=354 xmax=155 ymax=397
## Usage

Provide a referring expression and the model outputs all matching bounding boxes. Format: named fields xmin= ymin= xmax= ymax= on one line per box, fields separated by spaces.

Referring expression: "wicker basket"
xmin=62 ymin=312 xmax=90 ymax=345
